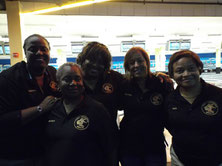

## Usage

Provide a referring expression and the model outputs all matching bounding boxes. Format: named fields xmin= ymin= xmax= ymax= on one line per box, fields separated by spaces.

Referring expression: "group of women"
xmin=2 ymin=34 xmax=221 ymax=166
xmin=45 ymin=40 xmax=222 ymax=166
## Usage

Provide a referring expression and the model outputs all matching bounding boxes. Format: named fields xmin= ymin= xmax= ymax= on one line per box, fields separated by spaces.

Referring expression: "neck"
xmin=135 ymin=77 xmax=148 ymax=93
xmin=63 ymin=95 xmax=84 ymax=114
xmin=35 ymin=75 xmax=44 ymax=79
xmin=179 ymin=81 xmax=201 ymax=98
xmin=26 ymin=64 xmax=45 ymax=77
xmin=84 ymin=79 xmax=98 ymax=91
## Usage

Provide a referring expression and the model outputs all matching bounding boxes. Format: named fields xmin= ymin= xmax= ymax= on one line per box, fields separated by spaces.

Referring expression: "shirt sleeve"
xmin=95 ymin=105 xmax=119 ymax=166
xmin=0 ymin=76 xmax=22 ymax=131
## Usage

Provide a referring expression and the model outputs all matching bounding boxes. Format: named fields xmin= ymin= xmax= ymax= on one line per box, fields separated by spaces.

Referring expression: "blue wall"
xmin=1 ymin=53 xmax=222 ymax=73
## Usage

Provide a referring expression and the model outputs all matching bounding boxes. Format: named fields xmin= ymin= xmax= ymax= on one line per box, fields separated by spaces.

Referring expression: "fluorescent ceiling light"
xmin=201 ymin=42 xmax=212 ymax=44
xmin=149 ymin=35 xmax=164 ymax=37
xmin=81 ymin=35 xmax=99 ymax=38
xmin=208 ymin=34 xmax=221 ymax=36
xmin=179 ymin=34 xmax=194 ymax=37
xmin=45 ymin=36 xmax=62 ymax=38
xmin=21 ymin=0 xmax=110 ymax=15
xmin=116 ymin=35 xmax=133 ymax=38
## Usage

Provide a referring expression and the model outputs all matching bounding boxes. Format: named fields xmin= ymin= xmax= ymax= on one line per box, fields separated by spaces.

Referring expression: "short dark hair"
xmin=124 ymin=47 xmax=151 ymax=78
xmin=76 ymin=42 xmax=111 ymax=71
xmin=56 ymin=62 xmax=83 ymax=82
xmin=23 ymin=34 xmax=50 ymax=53
xmin=168 ymin=50 xmax=203 ymax=78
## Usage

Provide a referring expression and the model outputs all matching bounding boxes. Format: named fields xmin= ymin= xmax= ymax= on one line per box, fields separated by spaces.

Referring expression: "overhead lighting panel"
xmin=149 ymin=35 xmax=164 ymax=37
xmin=208 ymin=34 xmax=221 ymax=36
xmin=81 ymin=35 xmax=99 ymax=38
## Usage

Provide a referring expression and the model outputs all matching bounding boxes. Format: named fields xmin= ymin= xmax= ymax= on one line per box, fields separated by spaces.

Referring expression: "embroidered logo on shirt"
xmin=201 ymin=100 xmax=218 ymax=116
xmin=49 ymin=81 xmax=58 ymax=91
xmin=150 ymin=93 xmax=163 ymax=105
xmin=74 ymin=115 xmax=89 ymax=130
xmin=102 ymin=83 xmax=114 ymax=94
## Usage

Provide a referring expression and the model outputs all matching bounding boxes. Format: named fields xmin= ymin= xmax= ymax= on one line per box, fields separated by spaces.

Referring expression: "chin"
xmin=32 ymin=68 xmax=46 ymax=76
xmin=67 ymin=94 xmax=82 ymax=100
xmin=133 ymin=75 xmax=145 ymax=79
xmin=181 ymin=83 xmax=196 ymax=88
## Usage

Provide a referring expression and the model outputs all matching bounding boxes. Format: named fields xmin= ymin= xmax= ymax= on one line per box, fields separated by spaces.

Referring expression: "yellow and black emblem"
xmin=74 ymin=115 xmax=89 ymax=130
xmin=201 ymin=100 xmax=219 ymax=116
xmin=150 ymin=93 xmax=163 ymax=106
xmin=49 ymin=81 xmax=58 ymax=91
xmin=102 ymin=83 xmax=114 ymax=94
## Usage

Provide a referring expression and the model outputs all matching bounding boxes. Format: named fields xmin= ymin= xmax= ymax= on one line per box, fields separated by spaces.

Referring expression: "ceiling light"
xmin=208 ymin=34 xmax=221 ymax=36
xmin=116 ymin=35 xmax=133 ymax=38
xmin=45 ymin=36 xmax=62 ymax=38
xmin=149 ymin=35 xmax=164 ymax=37
xmin=81 ymin=35 xmax=99 ymax=38
xmin=179 ymin=34 xmax=194 ymax=37
xmin=21 ymin=0 xmax=110 ymax=15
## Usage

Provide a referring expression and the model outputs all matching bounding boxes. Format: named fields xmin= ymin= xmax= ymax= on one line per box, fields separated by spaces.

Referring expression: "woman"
xmin=43 ymin=62 xmax=116 ymax=166
xmin=76 ymin=42 xmax=124 ymax=129
xmin=119 ymin=47 xmax=170 ymax=166
xmin=166 ymin=50 xmax=222 ymax=166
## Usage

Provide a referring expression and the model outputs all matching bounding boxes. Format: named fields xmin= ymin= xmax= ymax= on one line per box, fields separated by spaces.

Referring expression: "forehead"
xmin=173 ymin=57 xmax=196 ymax=68
xmin=25 ymin=36 xmax=49 ymax=48
xmin=62 ymin=66 xmax=82 ymax=76
xmin=129 ymin=51 xmax=144 ymax=60
xmin=84 ymin=57 xmax=105 ymax=67
xmin=86 ymin=53 xmax=104 ymax=62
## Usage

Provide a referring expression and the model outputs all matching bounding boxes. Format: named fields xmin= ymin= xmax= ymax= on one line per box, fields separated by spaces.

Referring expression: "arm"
xmin=21 ymin=96 xmax=58 ymax=125
xmin=0 ymin=77 xmax=58 ymax=130
xmin=155 ymin=72 xmax=174 ymax=92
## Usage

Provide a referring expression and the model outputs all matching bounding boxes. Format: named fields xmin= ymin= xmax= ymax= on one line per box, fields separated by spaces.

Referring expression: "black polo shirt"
xmin=165 ymin=79 xmax=222 ymax=165
xmin=84 ymin=70 xmax=124 ymax=125
xmin=44 ymin=96 xmax=116 ymax=166
xmin=119 ymin=75 xmax=168 ymax=156
xmin=0 ymin=61 xmax=60 ymax=159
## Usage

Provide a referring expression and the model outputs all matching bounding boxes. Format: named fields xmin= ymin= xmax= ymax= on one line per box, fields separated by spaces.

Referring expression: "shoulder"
xmin=46 ymin=65 xmax=57 ymax=76
xmin=0 ymin=62 xmax=26 ymax=84
xmin=108 ymin=70 xmax=124 ymax=81
xmin=0 ymin=62 xmax=25 ymax=78
xmin=84 ymin=96 xmax=110 ymax=117
xmin=203 ymin=81 xmax=222 ymax=95
xmin=85 ymin=96 xmax=106 ymax=110
xmin=149 ymin=74 xmax=168 ymax=91
xmin=164 ymin=89 xmax=178 ymax=105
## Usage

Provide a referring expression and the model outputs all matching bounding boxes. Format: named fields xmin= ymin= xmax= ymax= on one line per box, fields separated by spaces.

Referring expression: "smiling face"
xmin=81 ymin=56 xmax=105 ymax=80
xmin=59 ymin=65 xmax=84 ymax=99
xmin=128 ymin=51 xmax=148 ymax=79
xmin=24 ymin=36 xmax=50 ymax=76
xmin=172 ymin=57 xmax=201 ymax=88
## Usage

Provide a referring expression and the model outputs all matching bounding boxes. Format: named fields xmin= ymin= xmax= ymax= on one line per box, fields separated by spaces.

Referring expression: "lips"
xmin=34 ymin=58 xmax=46 ymax=64
xmin=181 ymin=77 xmax=194 ymax=83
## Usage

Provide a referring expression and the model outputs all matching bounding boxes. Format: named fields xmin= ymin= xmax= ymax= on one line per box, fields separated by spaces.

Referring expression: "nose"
xmin=133 ymin=61 xmax=139 ymax=67
xmin=36 ymin=49 xmax=44 ymax=55
xmin=183 ymin=70 xmax=190 ymax=76
xmin=70 ymin=80 xmax=77 ymax=85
